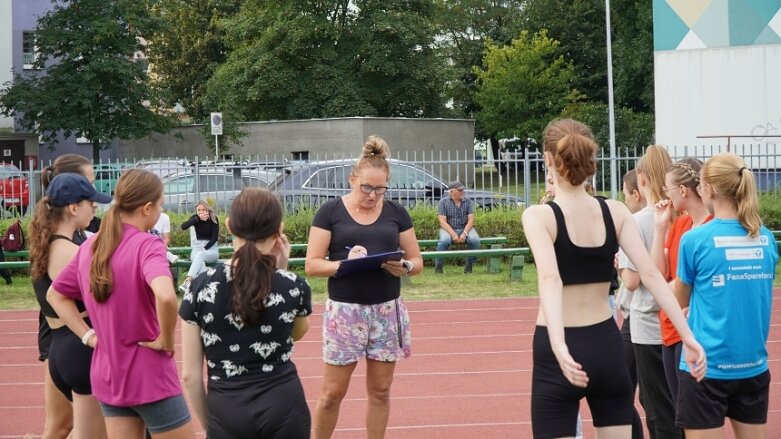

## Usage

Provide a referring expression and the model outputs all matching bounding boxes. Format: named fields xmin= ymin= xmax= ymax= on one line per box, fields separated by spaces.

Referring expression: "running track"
xmin=1 ymin=293 xmax=780 ymax=438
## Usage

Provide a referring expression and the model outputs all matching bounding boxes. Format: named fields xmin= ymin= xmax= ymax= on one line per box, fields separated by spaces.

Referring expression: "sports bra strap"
xmin=49 ymin=234 xmax=74 ymax=243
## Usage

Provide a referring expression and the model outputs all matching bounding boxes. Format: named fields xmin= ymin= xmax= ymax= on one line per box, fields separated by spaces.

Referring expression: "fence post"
xmin=523 ymin=147 xmax=531 ymax=206
xmin=27 ymin=158 xmax=36 ymax=217
xmin=193 ymin=156 xmax=200 ymax=202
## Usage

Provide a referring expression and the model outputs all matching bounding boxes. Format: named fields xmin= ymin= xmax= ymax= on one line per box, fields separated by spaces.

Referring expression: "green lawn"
xmin=4 ymin=262 xmax=779 ymax=311
xmin=0 ymin=263 xmax=539 ymax=310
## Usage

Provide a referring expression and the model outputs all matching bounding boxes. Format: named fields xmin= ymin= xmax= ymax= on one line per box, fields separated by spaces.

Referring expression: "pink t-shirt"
xmin=52 ymin=223 xmax=180 ymax=406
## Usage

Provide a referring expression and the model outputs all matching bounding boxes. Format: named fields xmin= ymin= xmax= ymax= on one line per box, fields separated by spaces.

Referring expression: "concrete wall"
xmin=119 ymin=117 xmax=476 ymax=161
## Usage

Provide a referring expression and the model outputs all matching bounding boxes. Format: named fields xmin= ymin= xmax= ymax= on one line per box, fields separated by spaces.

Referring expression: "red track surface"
xmin=1 ymin=293 xmax=780 ymax=438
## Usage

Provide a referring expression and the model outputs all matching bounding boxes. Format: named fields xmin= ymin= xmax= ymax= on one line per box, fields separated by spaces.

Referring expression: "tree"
xmin=611 ymin=0 xmax=654 ymax=113
xmin=146 ymin=0 xmax=243 ymax=122
xmin=433 ymin=0 xmax=525 ymax=123
xmin=203 ymin=0 xmax=448 ymax=133
xmin=474 ymin=30 xmax=579 ymax=141
xmin=0 ymin=0 xmax=173 ymax=160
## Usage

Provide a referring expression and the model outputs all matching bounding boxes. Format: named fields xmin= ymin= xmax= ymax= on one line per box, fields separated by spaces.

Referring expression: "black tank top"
xmin=33 ymin=234 xmax=87 ymax=318
xmin=548 ymin=197 xmax=619 ymax=285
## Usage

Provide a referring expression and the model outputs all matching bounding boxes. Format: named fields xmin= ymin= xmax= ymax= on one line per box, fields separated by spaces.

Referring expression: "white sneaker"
xmin=167 ymin=252 xmax=179 ymax=263
xmin=178 ymin=278 xmax=191 ymax=293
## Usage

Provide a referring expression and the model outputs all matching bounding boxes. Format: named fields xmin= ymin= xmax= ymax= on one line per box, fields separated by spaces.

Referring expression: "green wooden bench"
xmin=2 ymin=246 xmax=530 ymax=281
xmin=165 ymin=236 xmax=509 ymax=256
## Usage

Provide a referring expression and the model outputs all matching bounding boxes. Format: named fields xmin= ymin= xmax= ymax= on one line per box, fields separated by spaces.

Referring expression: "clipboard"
xmin=333 ymin=250 xmax=405 ymax=278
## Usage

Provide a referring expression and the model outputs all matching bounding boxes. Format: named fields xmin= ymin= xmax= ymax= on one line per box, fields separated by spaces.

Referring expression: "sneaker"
xmin=166 ymin=252 xmax=179 ymax=263
xmin=178 ymin=278 xmax=191 ymax=293
xmin=464 ymin=262 xmax=473 ymax=274
xmin=434 ymin=265 xmax=443 ymax=274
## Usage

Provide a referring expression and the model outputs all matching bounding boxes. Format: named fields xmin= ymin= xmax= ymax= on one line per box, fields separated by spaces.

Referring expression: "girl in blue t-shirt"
xmin=675 ymin=152 xmax=778 ymax=437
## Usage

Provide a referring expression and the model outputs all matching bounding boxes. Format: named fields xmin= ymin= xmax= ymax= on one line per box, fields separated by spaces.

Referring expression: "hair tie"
xmin=738 ymin=166 xmax=747 ymax=176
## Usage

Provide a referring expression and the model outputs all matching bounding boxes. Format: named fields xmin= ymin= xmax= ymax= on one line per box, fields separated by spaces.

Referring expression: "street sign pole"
xmin=210 ymin=112 xmax=223 ymax=161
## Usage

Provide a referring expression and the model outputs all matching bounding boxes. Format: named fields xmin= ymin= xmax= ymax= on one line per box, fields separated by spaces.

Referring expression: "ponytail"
xmin=231 ymin=243 xmax=276 ymax=325
xmin=735 ymin=168 xmax=761 ymax=237
xmin=90 ymin=206 xmax=123 ymax=302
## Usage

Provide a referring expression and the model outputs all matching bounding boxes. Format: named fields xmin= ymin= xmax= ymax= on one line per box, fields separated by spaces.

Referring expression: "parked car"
xmin=135 ymin=158 xmax=192 ymax=179
xmin=161 ymin=168 xmax=279 ymax=213
xmin=269 ymin=159 xmax=524 ymax=210
xmin=93 ymin=163 xmax=128 ymax=195
xmin=0 ymin=163 xmax=30 ymax=215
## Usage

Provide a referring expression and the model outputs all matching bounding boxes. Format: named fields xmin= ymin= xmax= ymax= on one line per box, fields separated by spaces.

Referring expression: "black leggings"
xmin=49 ymin=325 xmax=94 ymax=400
xmin=206 ymin=364 xmax=310 ymax=439
xmin=532 ymin=318 xmax=633 ymax=438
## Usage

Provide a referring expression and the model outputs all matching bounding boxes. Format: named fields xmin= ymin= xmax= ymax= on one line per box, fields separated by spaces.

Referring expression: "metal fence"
xmin=2 ymin=143 xmax=780 ymax=218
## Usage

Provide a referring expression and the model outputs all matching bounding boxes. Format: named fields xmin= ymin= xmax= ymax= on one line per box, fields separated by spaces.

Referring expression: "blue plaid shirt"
xmin=437 ymin=197 xmax=474 ymax=230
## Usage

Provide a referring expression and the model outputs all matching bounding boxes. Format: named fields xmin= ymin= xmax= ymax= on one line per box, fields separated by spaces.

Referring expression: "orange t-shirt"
xmin=659 ymin=214 xmax=712 ymax=346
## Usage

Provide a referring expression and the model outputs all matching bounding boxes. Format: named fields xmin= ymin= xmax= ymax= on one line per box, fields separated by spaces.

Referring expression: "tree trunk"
xmin=92 ymin=139 xmax=100 ymax=163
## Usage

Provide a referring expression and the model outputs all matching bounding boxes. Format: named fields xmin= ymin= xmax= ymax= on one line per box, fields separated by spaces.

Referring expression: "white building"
xmin=653 ymin=0 xmax=781 ymax=169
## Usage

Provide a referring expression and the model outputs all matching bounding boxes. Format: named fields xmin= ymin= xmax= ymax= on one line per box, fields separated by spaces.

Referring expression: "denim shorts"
xmin=322 ymin=297 xmax=411 ymax=365
xmin=99 ymin=394 xmax=191 ymax=434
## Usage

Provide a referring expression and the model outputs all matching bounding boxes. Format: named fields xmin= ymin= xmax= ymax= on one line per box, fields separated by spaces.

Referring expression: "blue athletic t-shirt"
xmin=677 ymin=219 xmax=778 ymax=379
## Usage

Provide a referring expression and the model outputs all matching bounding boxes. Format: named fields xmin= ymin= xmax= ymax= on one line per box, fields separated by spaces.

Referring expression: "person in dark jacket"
xmin=179 ymin=200 xmax=219 ymax=292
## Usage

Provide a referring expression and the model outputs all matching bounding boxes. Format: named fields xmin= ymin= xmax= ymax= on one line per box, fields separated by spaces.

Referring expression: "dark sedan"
xmin=269 ymin=159 xmax=524 ymax=210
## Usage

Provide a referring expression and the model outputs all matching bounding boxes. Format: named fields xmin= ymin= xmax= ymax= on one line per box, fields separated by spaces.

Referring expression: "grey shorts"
xmin=99 ymin=394 xmax=191 ymax=434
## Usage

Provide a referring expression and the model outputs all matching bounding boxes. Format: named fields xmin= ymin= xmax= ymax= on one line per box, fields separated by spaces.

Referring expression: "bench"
xmin=1 ymin=246 xmax=531 ymax=281
xmin=165 ymin=236 xmax=510 ymax=257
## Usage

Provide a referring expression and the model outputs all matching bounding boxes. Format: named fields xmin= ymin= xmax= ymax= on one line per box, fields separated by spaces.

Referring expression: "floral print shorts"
xmin=322 ymin=297 xmax=412 ymax=365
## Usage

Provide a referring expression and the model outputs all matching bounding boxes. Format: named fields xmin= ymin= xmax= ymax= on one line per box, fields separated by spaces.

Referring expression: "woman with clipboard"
xmin=305 ymin=135 xmax=423 ymax=439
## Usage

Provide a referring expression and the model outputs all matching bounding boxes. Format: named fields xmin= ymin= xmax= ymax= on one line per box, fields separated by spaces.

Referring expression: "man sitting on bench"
xmin=435 ymin=181 xmax=480 ymax=273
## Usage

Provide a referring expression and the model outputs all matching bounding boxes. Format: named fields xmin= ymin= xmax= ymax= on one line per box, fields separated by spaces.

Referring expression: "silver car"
xmin=162 ymin=168 xmax=279 ymax=213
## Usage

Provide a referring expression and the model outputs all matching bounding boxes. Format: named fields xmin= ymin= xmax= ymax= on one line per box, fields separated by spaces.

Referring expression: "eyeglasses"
xmin=662 ymin=185 xmax=679 ymax=193
xmin=359 ymin=183 xmax=389 ymax=195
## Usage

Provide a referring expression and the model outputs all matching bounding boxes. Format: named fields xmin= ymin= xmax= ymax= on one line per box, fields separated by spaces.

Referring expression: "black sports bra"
xmin=33 ymin=234 xmax=87 ymax=318
xmin=548 ymin=197 xmax=619 ymax=285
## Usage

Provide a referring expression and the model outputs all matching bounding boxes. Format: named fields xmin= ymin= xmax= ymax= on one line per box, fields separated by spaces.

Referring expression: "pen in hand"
xmin=345 ymin=245 xmax=368 ymax=259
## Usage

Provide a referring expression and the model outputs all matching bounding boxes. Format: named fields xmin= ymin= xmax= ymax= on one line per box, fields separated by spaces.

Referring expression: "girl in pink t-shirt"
xmin=48 ymin=169 xmax=195 ymax=439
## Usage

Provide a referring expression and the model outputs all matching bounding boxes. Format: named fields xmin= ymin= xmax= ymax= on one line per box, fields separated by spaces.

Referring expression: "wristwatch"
xmin=402 ymin=259 xmax=413 ymax=275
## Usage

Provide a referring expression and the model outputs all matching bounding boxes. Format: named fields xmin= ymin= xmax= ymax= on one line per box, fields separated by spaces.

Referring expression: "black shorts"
xmin=531 ymin=318 xmax=633 ymax=438
xmin=206 ymin=363 xmax=310 ymax=439
xmin=48 ymin=325 xmax=94 ymax=400
xmin=676 ymin=370 xmax=770 ymax=429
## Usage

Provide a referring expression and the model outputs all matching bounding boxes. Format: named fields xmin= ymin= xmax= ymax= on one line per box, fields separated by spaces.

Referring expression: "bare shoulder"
xmin=604 ymin=199 xmax=630 ymax=224
xmin=521 ymin=204 xmax=555 ymax=231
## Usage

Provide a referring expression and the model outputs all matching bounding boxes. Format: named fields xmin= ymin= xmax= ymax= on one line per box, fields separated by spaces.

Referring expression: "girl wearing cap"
xmin=29 ymin=173 xmax=113 ymax=438
xmin=30 ymin=154 xmax=95 ymax=439
xmin=674 ymin=154 xmax=777 ymax=437
xmin=48 ymin=169 xmax=195 ymax=438
xmin=180 ymin=188 xmax=312 ymax=438
xmin=306 ymin=136 xmax=423 ymax=439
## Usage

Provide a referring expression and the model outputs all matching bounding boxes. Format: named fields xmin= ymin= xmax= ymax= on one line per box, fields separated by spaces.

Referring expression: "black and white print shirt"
xmin=179 ymin=263 xmax=312 ymax=381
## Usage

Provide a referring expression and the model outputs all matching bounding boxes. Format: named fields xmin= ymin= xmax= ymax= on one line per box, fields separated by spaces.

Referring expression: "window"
xmin=291 ymin=151 xmax=309 ymax=162
xmin=303 ymin=167 xmax=336 ymax=189
xmin=22 ymin=32 xmax=38 ymax=69
xmin=164 ymin=176 xmax=195 ymax=195
xmin=390 ymin=164 xmax=434 ymax=189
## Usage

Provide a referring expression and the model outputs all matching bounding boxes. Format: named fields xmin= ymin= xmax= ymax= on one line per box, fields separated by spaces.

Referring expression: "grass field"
xmin=4 ymin=261 xmax=779 ymax=311
xmin=0 ymin=262 xmax=540 ymax=310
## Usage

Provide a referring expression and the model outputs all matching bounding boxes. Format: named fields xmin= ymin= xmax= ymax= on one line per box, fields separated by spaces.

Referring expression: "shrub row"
xmin=4 ymin=194 xmax=781 ymax=253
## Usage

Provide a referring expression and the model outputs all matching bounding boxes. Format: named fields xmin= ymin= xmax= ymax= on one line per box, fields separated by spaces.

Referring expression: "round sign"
xmin=212 ymin=114 xmax=222 ymax=126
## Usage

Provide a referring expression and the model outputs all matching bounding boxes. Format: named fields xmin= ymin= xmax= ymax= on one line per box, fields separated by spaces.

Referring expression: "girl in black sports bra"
xmin=521 ymin=118 xmax=707 ymax=439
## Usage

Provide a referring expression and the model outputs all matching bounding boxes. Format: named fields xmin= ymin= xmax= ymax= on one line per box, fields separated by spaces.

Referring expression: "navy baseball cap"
xmin=47 ymin=173 xmax=113 ymax=207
